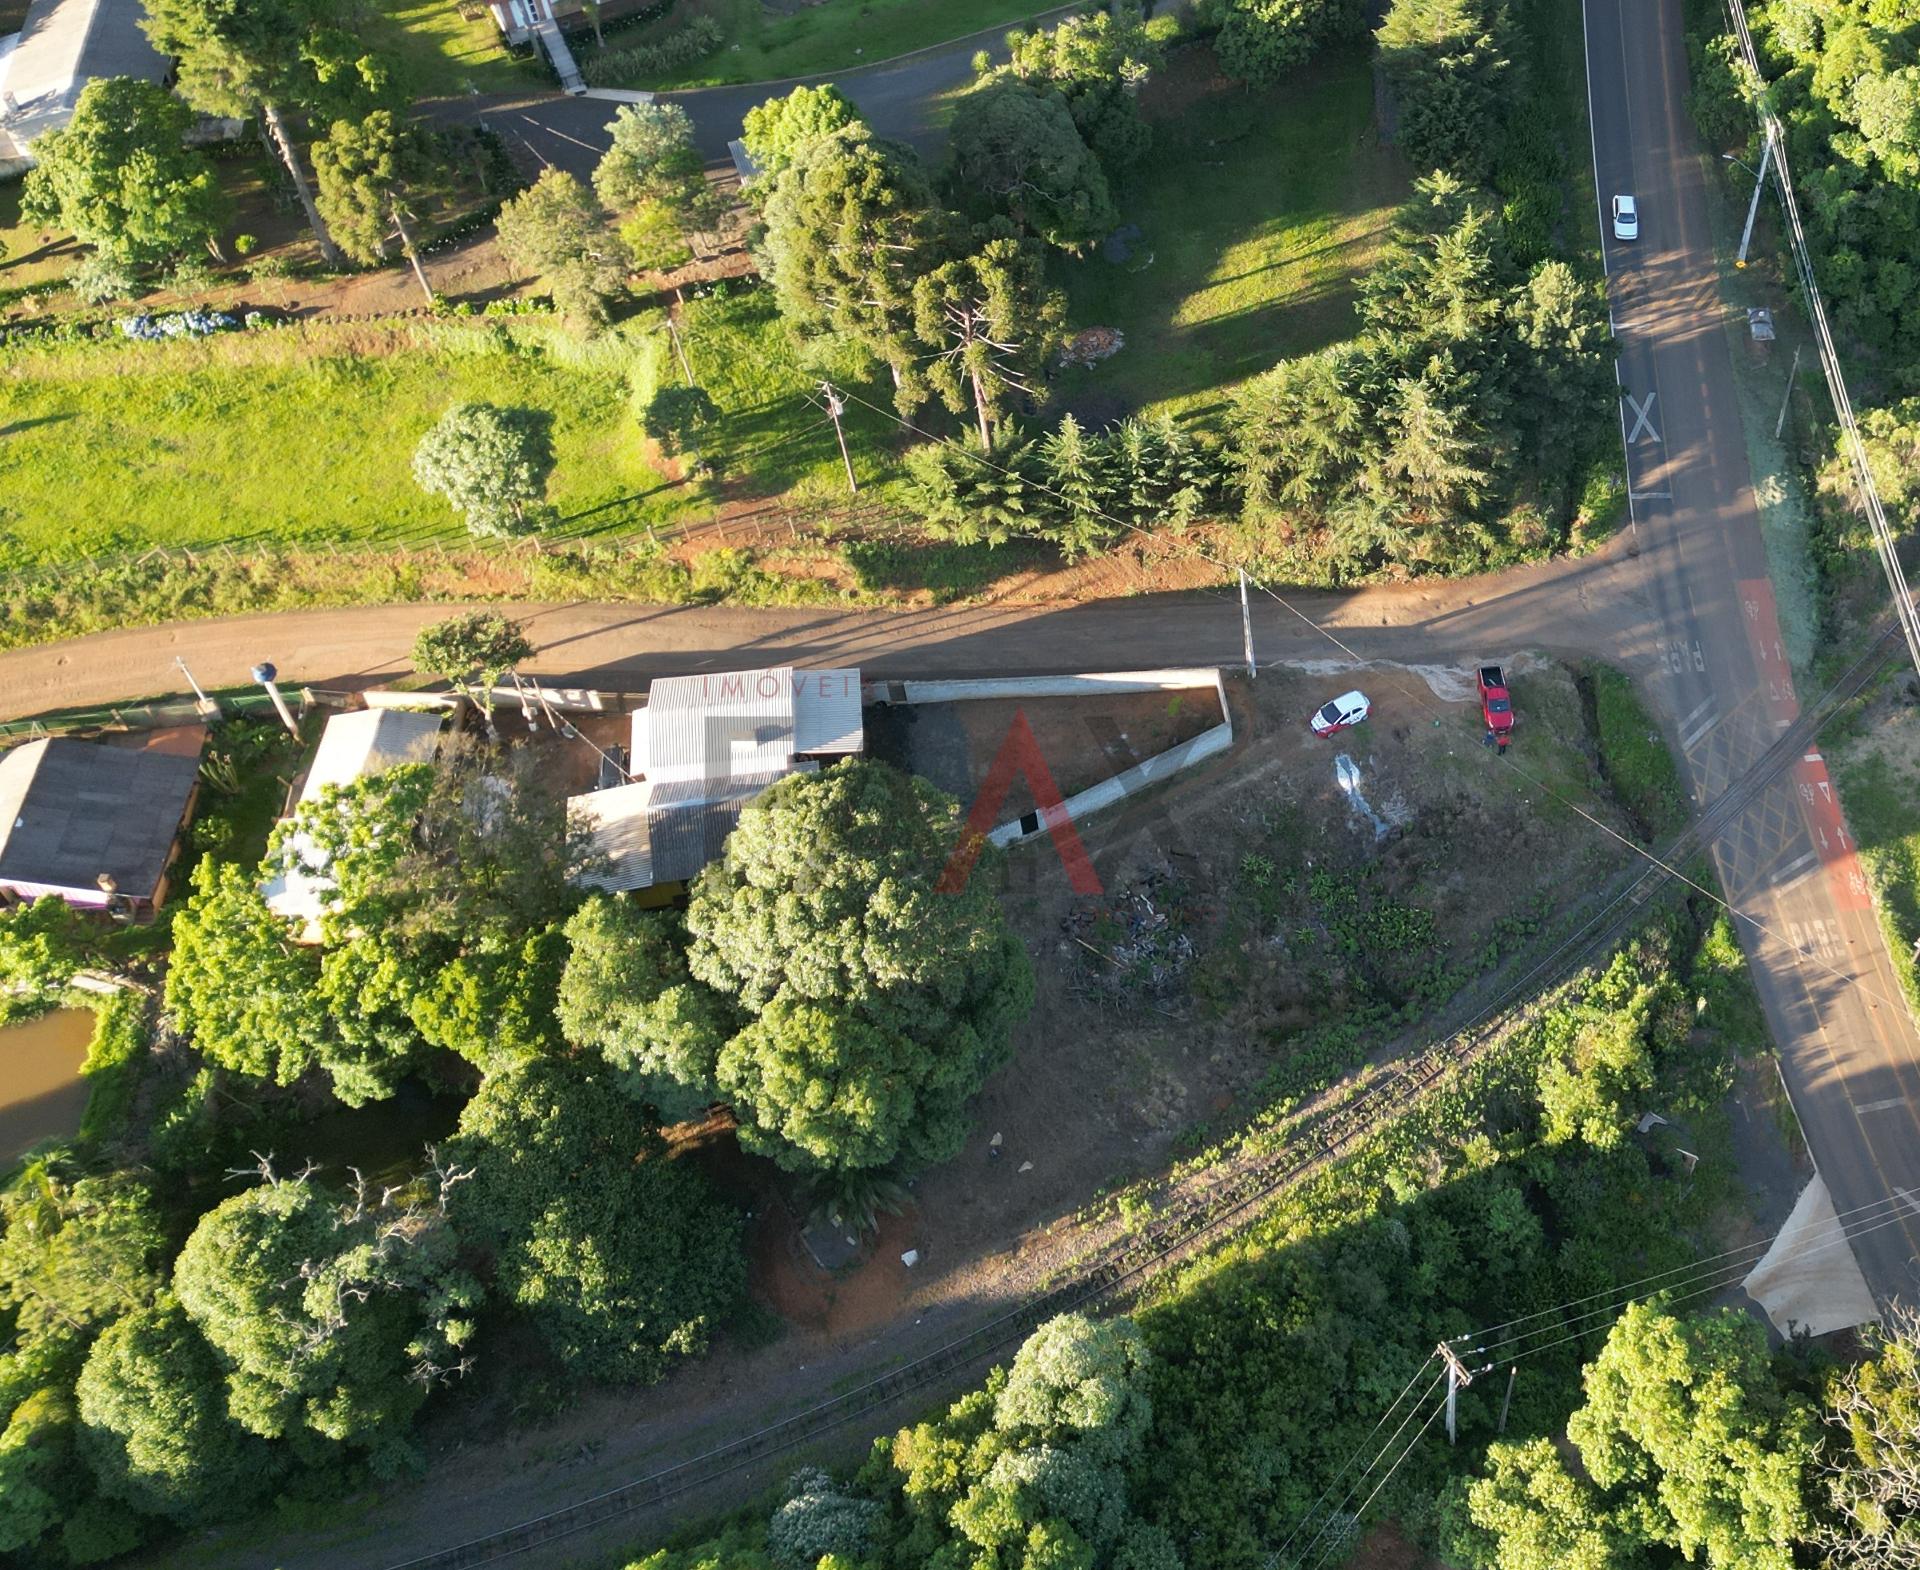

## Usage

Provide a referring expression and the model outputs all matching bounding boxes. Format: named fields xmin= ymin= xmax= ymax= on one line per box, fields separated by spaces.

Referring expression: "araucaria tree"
xmin=313 ymin=110 xmax=438 ymax=304
xmin=447 ymin=1057 xmax=743 ymax=1383
xmin=760 ymin=123 xmax=944 ymax=400
xmin=495 ymin=168 xmax=629 ymax=327
xmin=911 ymin=234 xmax=1064 ymax=451
xmin=140 ymin=0 xmax=346 ymax=262
xmin=682 ymin=760 xmax=1034 ymax=1174
xmin=413 ymin=402 xmax=555 ymax=537
xmin=21 ymin=77 xmax=228 ymax=270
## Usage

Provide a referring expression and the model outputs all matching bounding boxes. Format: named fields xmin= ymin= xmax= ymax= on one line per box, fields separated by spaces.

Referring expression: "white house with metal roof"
xmin=0 ymin=0 xmax=168 ymax=168
xmin=262 ymin=708 xmax=444 ymax=935
xmin=572 ymin=667 xmax=862 ymax=894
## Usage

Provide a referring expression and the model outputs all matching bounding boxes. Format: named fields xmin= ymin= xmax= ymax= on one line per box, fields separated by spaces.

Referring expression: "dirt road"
xmin=0 ymin=543 xmax=1653 ymax=725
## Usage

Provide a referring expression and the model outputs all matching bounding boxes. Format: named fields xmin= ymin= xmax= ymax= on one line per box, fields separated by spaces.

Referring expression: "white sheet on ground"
xmin=1741 ymin=1173 xmax=1880 ymax=1338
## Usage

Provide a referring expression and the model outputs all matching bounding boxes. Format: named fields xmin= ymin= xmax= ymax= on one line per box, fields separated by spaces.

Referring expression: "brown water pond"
xmin=0 ymin=1007 xmax=93 ymax=1164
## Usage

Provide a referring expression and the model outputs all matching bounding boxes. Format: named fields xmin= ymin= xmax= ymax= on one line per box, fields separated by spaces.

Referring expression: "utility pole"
xmin=1774 ymin=344 xmax=1802 ymax=440
xmin=822 ymin=382 xmax=857 ymax=494
xmin=1239 ymin=569 xmax=1256 ymax=677
xmin=250 ymin=662 xmax=299 ymax=737
xmin=1496 ymin=1366 xmax=1517 ymax=1435
xmin=1735 ymin=131 xmax=1774 ymax=269
xmin=666 ymin=291 xmax=694 ymax=386
xmin=175 ymin=656 xmax=220 ymax=719
xmin=1436 ymin=1342 xmax=1476 ymax=1446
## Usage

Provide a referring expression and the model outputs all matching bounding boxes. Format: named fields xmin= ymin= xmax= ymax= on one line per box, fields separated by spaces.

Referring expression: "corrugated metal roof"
xmin=0 ymin=0 xmax=168 ymax=148
xmin=299 ymin=709 xmax=443 ymax=804
xmin=793 ymin=668 xmax=863 ymax=757
xmin=0 ymin=737 xmax=200 ymax=902
xmin=640 ymin=667 xmax=796 ymax=783
xmin=569 ymin=769 xmax=801 ymax=891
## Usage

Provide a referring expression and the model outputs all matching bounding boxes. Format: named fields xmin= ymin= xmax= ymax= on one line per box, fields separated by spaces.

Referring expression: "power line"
xmin=827 ymin=383 xmax=1914 ymax=1022
xmin=1720 ymin=0 xmax=1920 ymax=683
xmin=1287 ymin=1370 xmax=1450 ymax=1570
xmin=1270 ymin=1359 xmax=1442 ymax=1569
xmin=1300 ymin=1397 xmax=1451 ymax=1570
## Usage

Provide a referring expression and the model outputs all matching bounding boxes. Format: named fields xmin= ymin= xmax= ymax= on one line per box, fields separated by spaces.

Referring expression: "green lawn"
xmin=0 ymin=319 xmax=680 ymax=564
xmin=644 ymin=0 xmax=1046 ymax=87
xmin=0 ymin=183 xmax=83 ymax=301
xmin=1051 ymin=46 xmax=1409 ymax=423
xmin=365 ymin=0 xmax=544 ymax=97
xmin=0 ymin=288 xmax=902 ymax=568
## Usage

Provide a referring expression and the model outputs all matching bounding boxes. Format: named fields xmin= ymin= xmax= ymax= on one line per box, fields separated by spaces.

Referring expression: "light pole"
xmin=175 ymin=655 xmax=220 ymax=719
xmin=250 ymin=662 xmax=299 ymax=737
xmin=1724 ymin=142 xmax=1773 ymax=268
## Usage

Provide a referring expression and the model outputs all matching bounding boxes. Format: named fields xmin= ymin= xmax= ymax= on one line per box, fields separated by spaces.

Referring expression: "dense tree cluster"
xmin=166 ymin=741 xmax=591 ymax=1105
xmin=562 ymin=760 xmax=1034 ymax=1176
xmin=1747 ymin=0 xmax=1920 ymax=380
xmin=1229 ymin=173 xmax=1613 ymax=576
xmin=1212 ymin=0 xmax=1368 ymax=84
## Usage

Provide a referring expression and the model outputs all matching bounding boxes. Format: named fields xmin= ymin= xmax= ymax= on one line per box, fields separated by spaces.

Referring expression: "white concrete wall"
xmin=867 ymin=670 xmax=1224 ymax=705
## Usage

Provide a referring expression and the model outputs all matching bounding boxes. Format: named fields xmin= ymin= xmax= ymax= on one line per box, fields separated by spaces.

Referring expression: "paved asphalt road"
xmin=1584 ymin=0 xmax=1920 ymax=1305
xmin=434 ymin=2 xmax=1088 ymax=176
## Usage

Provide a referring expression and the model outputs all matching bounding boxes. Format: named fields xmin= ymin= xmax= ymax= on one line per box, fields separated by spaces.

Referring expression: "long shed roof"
xmin=0 ymin=737 xmax=199 ymax=903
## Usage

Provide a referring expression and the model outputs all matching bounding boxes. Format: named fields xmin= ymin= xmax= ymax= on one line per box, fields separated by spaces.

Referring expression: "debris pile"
xmin=1060 ymin=873 xmax=1196 ymax=1001
xmin=1060 ymin=326 xmax=1126 ymax=368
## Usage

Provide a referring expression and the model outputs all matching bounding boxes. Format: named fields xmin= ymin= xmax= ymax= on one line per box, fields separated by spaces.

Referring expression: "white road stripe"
xmin=1773 ymin=850 xmax=1818 ymax=887
xmin=1853 ymin=1097 xmax=1909 ymax=1116
xmin=1681 ymin=696 xmax=1715 ymax=729
xmin=1682 ymin=707 xmax=1720 ymax=750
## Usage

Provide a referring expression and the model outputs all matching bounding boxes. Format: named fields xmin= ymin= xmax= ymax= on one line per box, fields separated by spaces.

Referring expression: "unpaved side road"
xmin=0 ymin=539 xmax=1655 ymax=725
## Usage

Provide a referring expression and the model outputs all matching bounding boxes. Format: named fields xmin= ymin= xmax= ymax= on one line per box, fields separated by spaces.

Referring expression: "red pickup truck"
xmin=1478 ymin=665 xmax=1514 ymax=750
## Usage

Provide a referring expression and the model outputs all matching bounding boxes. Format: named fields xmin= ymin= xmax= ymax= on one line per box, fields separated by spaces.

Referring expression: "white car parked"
xmin=1612 ymin=193 xmax=1639 ymax=241
xmin=1309 ymin=690 xmax=1372 ymax=738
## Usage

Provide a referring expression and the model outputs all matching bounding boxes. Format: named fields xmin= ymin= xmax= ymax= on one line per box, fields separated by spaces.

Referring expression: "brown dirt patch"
xmin=1346 ymin=1523 xmax=1446 ymax=1570
xmin=750 ymin=1199 xmax=921 ymax=1337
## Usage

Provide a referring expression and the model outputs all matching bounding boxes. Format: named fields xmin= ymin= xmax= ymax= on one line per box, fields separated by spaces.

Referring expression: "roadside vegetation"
xmin=600 ymin=894 xmax=1913 ymax=1570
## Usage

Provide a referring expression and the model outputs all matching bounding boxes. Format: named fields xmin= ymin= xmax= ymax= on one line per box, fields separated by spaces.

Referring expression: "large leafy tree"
xmin=21 ymin=77 xmax=228 ymax=269
xmin=0 ymin=894 xmax=103 ymax=1005
xmin=558 ymin=895 xmax=735 ymax=1120
xmin=412 ymin=401 xmax=555 ymax=537
xmin=495 ymin=169 xmax=629 ymax=328
xmin=594 ymin=101 xmax=715 ymax=225
xmin=1452 ymin=1436 xmax=1646 ymax=1570
xmin=685 ymin=760 xmax=1034 ymax=1174
xmin=164 ymin=857 xmax=331 ymax=1089
xmin=1214 ymin=0 xmax=1367 ymax=84
xmin=265 ymin=746 xmax=592 ymax=1081
xmin=139 ymin=0 xmax=344 ymax=262
xmin=887 ymin=1315 xmax=1156 ymax=1570
xmin=74 ymin=1297 xmax=271 ymax=1525
xmin=761 ymin=122 xmax=944 ymax=399
xmin=997 ymin=7 xmax=1162 ymax=172
xmin=911 ymin=234 xmax=1063 ymax=451
xmin=1560 ymin=1305 xmax=1816 ymax=1570
xmin=945 ymin=80 xmax=1115 ymax=254
xmin=0 ymin=1161 xmax=165 ymax=1364
xmin=741 ymin=83 xmax=862 ymax=183
xmin=447 ymin=1057 xmax=743 ymax=1384
xmin=172 ymin=1170 xmax=479 ymax=1451
xmin=312 ymin=111 xmax=438 ymax=304
xmin=1818 ymin=1308 xmax=1920 ymax=1568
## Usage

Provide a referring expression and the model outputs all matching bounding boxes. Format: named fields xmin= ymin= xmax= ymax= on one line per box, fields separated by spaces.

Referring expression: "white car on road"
xmin=1612 ymin=194 xmax=1639 ymax=241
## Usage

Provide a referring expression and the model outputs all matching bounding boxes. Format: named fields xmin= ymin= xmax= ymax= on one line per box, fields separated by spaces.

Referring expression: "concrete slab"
xmin=1741 ymin=1173 xmax=1880 ymax=1337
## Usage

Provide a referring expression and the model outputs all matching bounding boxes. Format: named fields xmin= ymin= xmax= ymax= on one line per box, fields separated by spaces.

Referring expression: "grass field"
xmin=1051 ymin=46 xmax=1408 ymax=424
xmin=641 ymin=0 xmax=1045 ymax=87
xmin=366 ymin=0 xmax=542 ymax=96
xmin=0 ymin=286 xmax=899 ymax=568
